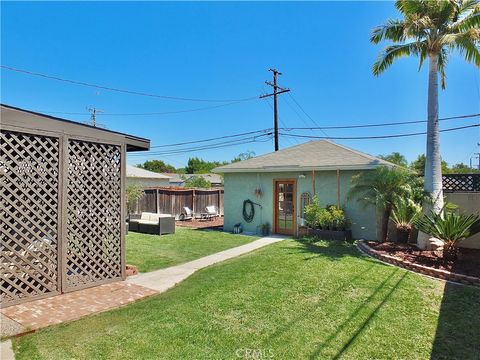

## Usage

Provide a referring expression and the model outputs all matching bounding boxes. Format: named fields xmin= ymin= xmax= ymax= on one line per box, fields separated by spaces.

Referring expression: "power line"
xmin=287 ymin=93 xmax=329 ymax=137
xmin=150 ymin=129 xmax=272 ymax=149
xmin=130 ymin=133 xmax=273 ymax=157
xmin=279 ymin=123 xmax=480 ymax=140
xmin=279 ymin=113 xmax=480 ymax=130
xmin=1 ymin=65 xmax=258 ymax=103
xmin=33 ymin=100 xmax=250 ymax=117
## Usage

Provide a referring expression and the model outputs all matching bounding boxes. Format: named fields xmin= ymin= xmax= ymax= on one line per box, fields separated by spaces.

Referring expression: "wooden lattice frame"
xmin=443 ymin=174 xmax=480 ymax=193
xmin=299 ymin=192 xmax=312 ymax=219
xmin=1 ymin=131 xmax=60 ymax=305
xmin=65 ymin=140 xmax=122 ymax=290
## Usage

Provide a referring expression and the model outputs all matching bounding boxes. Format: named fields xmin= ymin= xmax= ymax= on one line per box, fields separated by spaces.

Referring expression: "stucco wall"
xmin=223 ymin=170 xmax=377 ymax=240
xmin=445 ymin=192 xmax=480 ymax=249
xmin=126 ymin=178 xmax=171 ymax=188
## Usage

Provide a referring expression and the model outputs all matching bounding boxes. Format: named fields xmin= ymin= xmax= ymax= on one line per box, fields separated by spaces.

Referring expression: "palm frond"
xmin=445 ymin=30 xmax=480 ymax=66
xmin=372 ymin=42 xmax=425 ymax=76
xmin=371 ymin=19 xmax=407 ymax=44
xmin=437 ymin=48 xmax=449 ymax=89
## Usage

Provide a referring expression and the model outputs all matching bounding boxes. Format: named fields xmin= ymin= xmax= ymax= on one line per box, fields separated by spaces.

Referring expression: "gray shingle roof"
xmin=126 ymin=165 xmax=172 ymax=179
xmin=213 ymin=140 xmax=394 ymax=173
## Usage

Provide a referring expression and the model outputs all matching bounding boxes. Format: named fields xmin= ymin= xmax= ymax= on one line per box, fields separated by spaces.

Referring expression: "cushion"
xmin=137 ymin=220 xmax=158 ymax=225
xmin=140 ymin=212 xmax=154 ymax=221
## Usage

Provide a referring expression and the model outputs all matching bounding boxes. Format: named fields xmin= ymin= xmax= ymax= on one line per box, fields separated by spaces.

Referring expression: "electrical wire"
xmin=279 ymin=123 xmax=480 ymax=140
xmin=129 ymin=134 xmax=273 ymax=157
xmin=1 ymin=65 xmax=258 ymax=103
xmin=287 ymin=93 xmax=329 ymax=137
xmin=150 ymin=129 xmax=272 ymax=149
xmin=279 ymin=113 xmax=480 ymax=131
xmin=31 ymin=101 xmax=250 ymax=117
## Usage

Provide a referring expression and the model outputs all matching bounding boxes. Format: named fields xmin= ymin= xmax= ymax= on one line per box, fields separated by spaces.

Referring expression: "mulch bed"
xmin=176 ymin=217 xmax=224 ymax=230
xmin=366 ymin=241 xmax=480 ymax=278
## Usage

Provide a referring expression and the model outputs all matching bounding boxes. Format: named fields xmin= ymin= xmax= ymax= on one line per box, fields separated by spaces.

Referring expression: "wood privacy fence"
xmin=135 ymin=188 xmax=224 ymax=218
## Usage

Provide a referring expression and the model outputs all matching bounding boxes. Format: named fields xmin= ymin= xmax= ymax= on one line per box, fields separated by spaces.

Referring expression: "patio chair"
xmin=200 ymin=206 xmax=219 ymax=221
xmin=179 ymin=207 xmax=194 ymax=221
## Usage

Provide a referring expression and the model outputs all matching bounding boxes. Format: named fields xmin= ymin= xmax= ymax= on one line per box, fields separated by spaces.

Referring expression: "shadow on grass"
xmin=288 ymin=238 xmax=386 ymax=263
xmin=430 ymin=262 xmax=480 ymax=360
xmin=265 ymin=263 xmax=377 ymax=344
xmin=309 ymin=269 xmax=407 ymax=359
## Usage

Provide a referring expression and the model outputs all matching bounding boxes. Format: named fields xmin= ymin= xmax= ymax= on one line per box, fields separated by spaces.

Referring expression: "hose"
xmin=242 ymin=199 xmax=255 ymax=223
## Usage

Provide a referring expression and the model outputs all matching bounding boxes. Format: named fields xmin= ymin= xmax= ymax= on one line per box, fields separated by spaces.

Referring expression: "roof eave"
xmin=214 ymin=164 xmax=393 ymax=173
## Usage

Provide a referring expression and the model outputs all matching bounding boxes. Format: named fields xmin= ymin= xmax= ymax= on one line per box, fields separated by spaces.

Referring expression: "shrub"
xmin=303 ymin=198 xmax=350 ymax=231
xmin=413 ymin=210 xmax=480 ymax=261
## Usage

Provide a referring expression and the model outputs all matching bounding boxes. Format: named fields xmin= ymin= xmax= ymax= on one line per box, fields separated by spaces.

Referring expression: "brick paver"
xmin=0 ymin=282 xmax=157 ymax=332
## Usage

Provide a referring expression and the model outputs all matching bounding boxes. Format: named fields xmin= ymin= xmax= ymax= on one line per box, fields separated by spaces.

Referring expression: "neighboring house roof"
xmin=127 ymin=165 xmax=172 ymax=179
xmin=1 ymin=104 xmax=150 ymax=152
xmin=165 ymin=173 xmax=223 ymax=185
xmin=214 ymin=140 xmax=394 ymax=173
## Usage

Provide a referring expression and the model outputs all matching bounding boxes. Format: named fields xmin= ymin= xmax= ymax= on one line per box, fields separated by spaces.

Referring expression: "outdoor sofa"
xmin=128 ymin=212 xmax=175 ymax=235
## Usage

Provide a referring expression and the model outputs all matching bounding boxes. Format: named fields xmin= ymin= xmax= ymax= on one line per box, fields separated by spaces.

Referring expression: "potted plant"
xmin=391 ymin=198 xmax=421 ymax=243
xmin=413 ymin=210 xmax=480 ymax=261
xmin=303 ymin=197 xmax=351 ymax=240
xmin=260 ymin=222 xmax=271 ymax=236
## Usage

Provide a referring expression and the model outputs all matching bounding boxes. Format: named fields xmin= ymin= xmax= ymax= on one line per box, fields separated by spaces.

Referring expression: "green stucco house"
xmin=214 ymin=140 xmax=392 ymax=240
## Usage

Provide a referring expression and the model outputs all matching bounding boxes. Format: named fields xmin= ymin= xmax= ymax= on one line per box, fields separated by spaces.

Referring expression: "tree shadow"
xmin=264 ymin=263 xmax=377 ymax=344
xmin=430 ymin=261 xmax=480 ymax=360
xmin=286 ymin=238 xmax=388 ymax=263
xmin=309 ymin=269 xmax=407 ymax=359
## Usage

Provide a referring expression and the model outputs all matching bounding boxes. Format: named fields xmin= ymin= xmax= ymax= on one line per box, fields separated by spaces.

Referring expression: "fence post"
xmin=192 ymin=189 xmax=196 ymax=215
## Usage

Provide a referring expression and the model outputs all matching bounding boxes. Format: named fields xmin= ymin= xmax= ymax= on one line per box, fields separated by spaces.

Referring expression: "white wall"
xmin=445 ymin=192 xmax=480 ymax=249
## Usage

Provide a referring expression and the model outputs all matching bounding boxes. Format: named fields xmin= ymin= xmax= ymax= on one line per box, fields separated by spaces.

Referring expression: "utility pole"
xmin=87 ymin=107 xmax=103 ymax=127
xmin=260 ymin=69 xmax=290 ymax=151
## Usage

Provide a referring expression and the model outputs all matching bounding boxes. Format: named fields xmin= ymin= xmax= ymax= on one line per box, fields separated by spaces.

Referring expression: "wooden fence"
xmin=135 ymin=188 xmax=224 ymax=218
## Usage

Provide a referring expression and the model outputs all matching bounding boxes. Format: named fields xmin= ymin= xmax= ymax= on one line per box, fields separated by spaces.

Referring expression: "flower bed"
xmin=357 ymin=240 xmax=480 ymax=286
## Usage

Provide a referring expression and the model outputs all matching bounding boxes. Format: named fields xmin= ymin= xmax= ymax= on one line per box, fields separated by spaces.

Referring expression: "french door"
xmin=274 ymin=180 xmax=296 ymax=235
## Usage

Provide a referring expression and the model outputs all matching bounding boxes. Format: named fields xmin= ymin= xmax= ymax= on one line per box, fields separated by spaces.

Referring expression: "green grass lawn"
xmin=13 ymin=239 xmax=480 ymax=359
xmin=125 ymin=228 xmax=258 ymax=273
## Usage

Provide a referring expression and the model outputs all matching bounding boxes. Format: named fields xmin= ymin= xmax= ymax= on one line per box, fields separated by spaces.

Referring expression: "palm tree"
xmin=370 ymin=0 xmax=480 ymax=246
xmin=348 ymin=166 xmax=420 ymax=242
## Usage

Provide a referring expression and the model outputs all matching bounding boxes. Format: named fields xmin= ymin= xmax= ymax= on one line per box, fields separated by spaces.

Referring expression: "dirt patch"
xmin=176 ymin=217 xmax=224 ymax=230
xmin=366 ymin=241 xmax=480 ymax=278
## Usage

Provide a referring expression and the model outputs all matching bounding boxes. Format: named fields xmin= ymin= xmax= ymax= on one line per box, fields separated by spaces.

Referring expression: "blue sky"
xmin=2 ymin=1 xmax=479 ymax=168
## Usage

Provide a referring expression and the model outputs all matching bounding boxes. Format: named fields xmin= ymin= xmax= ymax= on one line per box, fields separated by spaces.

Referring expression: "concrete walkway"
xmin=0 ymin=340 xmax=15 ymax=360
xmin=128 ymin=236 xmax=284 ymax=291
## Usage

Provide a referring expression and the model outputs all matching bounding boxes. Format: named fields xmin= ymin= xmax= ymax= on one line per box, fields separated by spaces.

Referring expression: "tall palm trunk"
xmin=418 ymin=53 xmax=445 ymax=248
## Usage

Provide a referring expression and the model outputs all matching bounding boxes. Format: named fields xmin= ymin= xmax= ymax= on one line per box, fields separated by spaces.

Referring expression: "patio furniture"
xmin=179 ymin=207 xmax=194 ymax=221
xmin=200 ymin=206 xmax=220 ymax=221
xmin=129 ymin=212 xmax=175 ymax=235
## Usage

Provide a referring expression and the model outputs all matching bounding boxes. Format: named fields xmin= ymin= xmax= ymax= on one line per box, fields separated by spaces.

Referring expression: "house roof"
xmin=1 ymin=104 xmax=150 ymax=151
xmin=214 ymin=140 xmax=394 ymax=173
xmin=127 ymin=165 xmax=172 ymax=179
xmin=166 ymin=173 xmax=223 ymax=185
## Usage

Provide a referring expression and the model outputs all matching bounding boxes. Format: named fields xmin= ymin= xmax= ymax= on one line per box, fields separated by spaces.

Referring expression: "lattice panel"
xmin=300 ymin=192 xmax=312 ymax=219
xmin=65 ymin=140 xmax=122 ymax=289
xmin=0 ymin=131 xmax=59 ymax=306
xmin=443 ymin=174 xmax=480 ymax=193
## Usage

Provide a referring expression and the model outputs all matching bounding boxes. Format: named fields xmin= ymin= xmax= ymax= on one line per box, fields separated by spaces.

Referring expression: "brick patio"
xmin=0 ymin=282 xmax=157 ymax=334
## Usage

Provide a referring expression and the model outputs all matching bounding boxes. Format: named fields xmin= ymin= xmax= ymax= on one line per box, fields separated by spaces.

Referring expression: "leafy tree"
xmin=185 ymin=157 xmax=227 ymax=174
xmin=371 ymin=0 xmax=480 ymax=242
xmin=126 ymin=183 xmax=144 ymax=215
xmin=379 ymin=152 xmax=408 ymax=167
xmin=232 ymin=151 xmax=256 ymax=163
xmin=184 ymin=176 xmax=212 ymax=189
xmin=137 ymin=160 xmax=176 ymax=173
xmin=348 ymin=166 xmax=421 ymax=242
xmin=449 ymin=162 xmax=480 ymax=174
xmin=410 ymin=154 xmax=449 ymax=175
